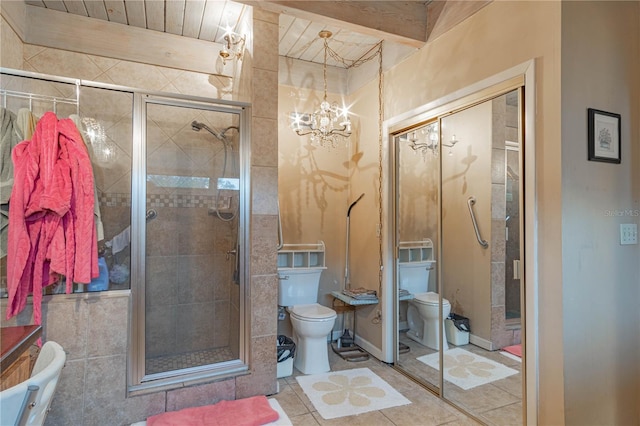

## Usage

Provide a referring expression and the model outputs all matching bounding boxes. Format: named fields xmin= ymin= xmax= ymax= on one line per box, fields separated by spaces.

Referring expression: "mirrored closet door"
xmin=393 ymin=88 xmax=525 ymax=425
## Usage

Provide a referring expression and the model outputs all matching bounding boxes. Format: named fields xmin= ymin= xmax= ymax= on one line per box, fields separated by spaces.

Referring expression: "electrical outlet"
xmin=620 ymin=223 xmax=638 ymax=245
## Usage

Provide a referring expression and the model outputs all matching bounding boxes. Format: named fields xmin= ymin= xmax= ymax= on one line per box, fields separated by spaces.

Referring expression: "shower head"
xmin=191 ymin=120 xmax=226 ymax=142
xmin=191 ymin=121 xmax=205 ymax=131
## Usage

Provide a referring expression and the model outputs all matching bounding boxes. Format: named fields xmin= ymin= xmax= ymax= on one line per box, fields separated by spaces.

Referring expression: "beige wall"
xmin=277 ymin=85 xmax=349 ymax=312
xmin=344 ymin=76 xmax=386 ymax=347
xmin=560 ymin=2 xmax=640 ymax=424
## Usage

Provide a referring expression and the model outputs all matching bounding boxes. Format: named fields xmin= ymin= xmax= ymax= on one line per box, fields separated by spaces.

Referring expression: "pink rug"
xmin=146 ymin=395 xmax=279 ymax=426
xmin=502 ymin=344 xmax=522 ymax=358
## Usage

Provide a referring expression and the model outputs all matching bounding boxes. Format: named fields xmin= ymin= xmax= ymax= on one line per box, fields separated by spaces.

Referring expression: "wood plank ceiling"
xmin=23 ymin=0 xmax=424 ymax=69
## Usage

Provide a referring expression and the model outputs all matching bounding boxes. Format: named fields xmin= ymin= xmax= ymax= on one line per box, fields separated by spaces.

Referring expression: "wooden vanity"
xmin=1 ymin=325 xmax=42 ymax=391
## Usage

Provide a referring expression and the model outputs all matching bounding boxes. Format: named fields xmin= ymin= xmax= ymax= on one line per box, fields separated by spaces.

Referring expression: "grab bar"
xmin=276 ymin=200 xmax=284 ymax=250
xmin=467 ymin=196 xmax=489 ymax=248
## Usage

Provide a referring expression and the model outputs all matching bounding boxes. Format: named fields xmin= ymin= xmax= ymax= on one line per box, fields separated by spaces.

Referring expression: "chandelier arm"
xmin=295 ymin=128 xmax=315 ymax=136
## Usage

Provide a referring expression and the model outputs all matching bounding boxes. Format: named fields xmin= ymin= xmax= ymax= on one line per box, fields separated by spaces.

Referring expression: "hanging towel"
xmin=0 ymin=107 xmax=23 ymax=258
xmin=16 ymin=108 xmax=37 ymax=140
xmin=109 ymin=225 xmax=130 ymax=255
xmin=146 ymin=395 xmax=279 ymax=426
xmin=69 ymin=114 xmax=105 ymax=241
xmin=1 ymin=107 xmax=23 ymax=204
xmin=6 ymin=112 xmax=99 ymax=325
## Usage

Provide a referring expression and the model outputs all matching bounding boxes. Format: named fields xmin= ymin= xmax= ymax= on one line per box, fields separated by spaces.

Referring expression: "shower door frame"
xmin=129 ymin=93 xmax=252 ymax=393
xmin=382 ymin=60 xmax=538 ymax=425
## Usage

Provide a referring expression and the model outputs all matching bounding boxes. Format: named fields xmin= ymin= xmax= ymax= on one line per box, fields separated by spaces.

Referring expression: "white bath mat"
xmin=267 ymin=398 xmax=293 ymax=425
xmin=417 ymin=348 xmax=518 ymax=390
xmin=295 ymin=368 xmax=411 ymax=420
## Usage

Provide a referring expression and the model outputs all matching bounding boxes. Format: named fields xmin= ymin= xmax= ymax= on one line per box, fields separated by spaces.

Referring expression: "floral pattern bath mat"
xmin=417 ymin=348 xmax=518 ymax=390
xmin=295 ymin=368 xmax=411 ymax=419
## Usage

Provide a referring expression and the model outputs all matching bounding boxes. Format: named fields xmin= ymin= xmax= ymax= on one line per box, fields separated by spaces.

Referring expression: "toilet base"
xmin=406 ymin=325 xmax=449 ymax=351
xmin=293 ymin=337 xmax=331 ymax=374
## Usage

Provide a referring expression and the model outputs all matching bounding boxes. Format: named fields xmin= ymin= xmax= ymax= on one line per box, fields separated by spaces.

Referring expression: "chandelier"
xmin=408 ymin=121 xmax=458 ymax=157
xmin=291 ymin=31 xmax=352 ymax=148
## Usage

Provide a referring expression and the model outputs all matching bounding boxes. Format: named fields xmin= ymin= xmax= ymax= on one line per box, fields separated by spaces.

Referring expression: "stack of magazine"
xmin=342 ymin=287 xmax=378 ymax=300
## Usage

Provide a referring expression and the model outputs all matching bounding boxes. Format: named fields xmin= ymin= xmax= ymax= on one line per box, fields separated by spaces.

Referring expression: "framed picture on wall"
xmin=588 ymin=108 xmax=621 ymax=164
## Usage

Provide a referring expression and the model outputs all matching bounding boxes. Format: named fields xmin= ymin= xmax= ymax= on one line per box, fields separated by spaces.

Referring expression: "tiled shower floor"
xmin=146 ymin=347 xmax=235 ymax=375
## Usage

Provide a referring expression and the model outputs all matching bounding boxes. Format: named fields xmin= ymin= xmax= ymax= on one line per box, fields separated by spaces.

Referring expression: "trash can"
xmin=445 ymin=313 xmax=470 ymax=346
xmin=277 ymin=335 xmax=295 ymax=378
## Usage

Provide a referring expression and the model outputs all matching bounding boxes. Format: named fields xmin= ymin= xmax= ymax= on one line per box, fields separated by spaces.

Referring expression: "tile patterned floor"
xmin=146 ymin=347 xmax=235 ymax=375
xmin=271 ymin=344 xmax=486 ymax=426
xmin=396 ymin=332 xmax=523 ymax=426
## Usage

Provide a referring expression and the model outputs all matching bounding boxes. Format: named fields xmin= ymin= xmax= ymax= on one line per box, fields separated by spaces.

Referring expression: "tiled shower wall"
xmin=143 ymin=102 xmax=240 ymax=359
xmin=490 ymin=93 xmax=521 ymax=349
xmin=1 ymin=7 xmax=280 ymax=425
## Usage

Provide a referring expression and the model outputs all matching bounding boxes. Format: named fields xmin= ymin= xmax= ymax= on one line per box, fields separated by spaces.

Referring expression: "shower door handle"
xmin=467 ymin=197 xmax=489 ymax=248
xmin=226 ymin=249 xmax=236 ymax=260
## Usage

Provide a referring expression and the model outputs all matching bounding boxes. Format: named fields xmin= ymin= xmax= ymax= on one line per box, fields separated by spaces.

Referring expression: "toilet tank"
xmin=398 ymin=239 xmax=435 ymax=295
xmin=277 ymin=267 xmax=326 ymax=306
xmin=277 ymin=242 xmax=327 ymax=306
xmin=398 ymin=261 xmax=434 ymax=294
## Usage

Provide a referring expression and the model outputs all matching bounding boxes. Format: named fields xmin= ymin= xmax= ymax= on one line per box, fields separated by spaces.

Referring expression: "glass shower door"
xmin=142 ymin=100 xmax=242 ymax=379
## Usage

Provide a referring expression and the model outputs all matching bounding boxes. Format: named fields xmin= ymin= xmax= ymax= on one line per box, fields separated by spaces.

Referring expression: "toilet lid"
xmin=289 ymin=304 xmax=337 ymax=320
xmin=413 ymin=292 xmax=450 ymax=306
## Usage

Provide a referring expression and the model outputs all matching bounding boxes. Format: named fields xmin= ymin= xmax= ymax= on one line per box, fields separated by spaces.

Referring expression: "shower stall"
xmin=0 ymin=67 xmax=251 ymax=392
xmin=135 ymin=97 xmax=249 ymax=385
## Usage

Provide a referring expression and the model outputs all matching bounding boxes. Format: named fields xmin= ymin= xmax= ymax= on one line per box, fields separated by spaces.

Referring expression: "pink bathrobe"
xmin=6 ymin=112 xmax=98 ymax=325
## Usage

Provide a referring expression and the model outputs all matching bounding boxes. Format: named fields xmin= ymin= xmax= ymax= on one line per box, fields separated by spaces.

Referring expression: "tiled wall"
xmin=237 ymin=7 xmax=280 ymax=398
xmin=144 ymin=103 xmax=239 ymax=358
xmin=1 ymin=7 xmax=280 ymax=424
xmin=490 ymin=93 xmax=521 ymax=348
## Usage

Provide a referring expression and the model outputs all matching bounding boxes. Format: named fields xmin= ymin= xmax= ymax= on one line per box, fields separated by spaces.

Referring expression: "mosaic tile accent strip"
xmin=146 ymin=347 xmax=235 ymax=375
xmin=100 ymin=193 xmax=132 ymax=207
xmin=99 ymin=193 xmax=222 ymax=209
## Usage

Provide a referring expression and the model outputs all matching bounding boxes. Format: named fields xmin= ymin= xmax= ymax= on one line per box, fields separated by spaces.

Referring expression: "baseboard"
xmin=354 ymin=334 xmax=384 ymax=361
xmin=469 ymin=334 xmax=494 ymax=351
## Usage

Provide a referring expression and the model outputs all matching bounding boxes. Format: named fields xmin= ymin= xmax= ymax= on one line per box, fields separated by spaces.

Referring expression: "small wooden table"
xmin=330 ymin=291 xmax=378 ymax=362
xmin=1 ymin=325 xmax=42 ymax=390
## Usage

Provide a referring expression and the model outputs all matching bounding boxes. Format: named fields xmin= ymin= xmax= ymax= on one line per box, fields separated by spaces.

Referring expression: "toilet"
xmin=278 ymin=266 xmax=336 ymax=374
xmin=398 ymin=239 xmax=450 ymax=351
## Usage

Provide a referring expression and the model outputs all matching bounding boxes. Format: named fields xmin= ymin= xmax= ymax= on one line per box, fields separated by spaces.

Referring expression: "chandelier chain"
xmin=325 ymin=42 xmax=382 ymax=69
xmin=323 ymin=38 xmax=329 ymax=101
xmin=376 ymin=42 xmax=384 ymax=296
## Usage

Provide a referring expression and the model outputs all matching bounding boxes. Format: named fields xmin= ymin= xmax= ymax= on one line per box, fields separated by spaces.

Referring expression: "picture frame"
xmin=588 ymin=108 xmax=621 ymax=164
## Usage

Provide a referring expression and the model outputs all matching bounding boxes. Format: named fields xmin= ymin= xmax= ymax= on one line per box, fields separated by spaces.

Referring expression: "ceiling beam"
xmin=21 ymin=5 xmax=230 ymax=76
xmin=242 ymin=1 xmax=429 ymax=48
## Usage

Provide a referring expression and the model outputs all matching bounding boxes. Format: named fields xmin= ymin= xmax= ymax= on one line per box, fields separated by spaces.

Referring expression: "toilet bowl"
xmin=406 ymin=291 xmax=451 ymax=351
xmin=288 ymin=304 xmax=337 ymax=374
xmin=277 ymin=243 xmax=336 ymax=375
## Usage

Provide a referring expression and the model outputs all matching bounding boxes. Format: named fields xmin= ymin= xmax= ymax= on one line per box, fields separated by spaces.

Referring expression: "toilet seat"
xmin=288 ymin=304 xmax=337 ymax=321
xmin=412 ymin=292 xmax=451 ymax=307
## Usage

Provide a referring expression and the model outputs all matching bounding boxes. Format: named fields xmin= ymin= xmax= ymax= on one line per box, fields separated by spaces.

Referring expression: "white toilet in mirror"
xmin=398 ymin=239 xmax=450 ymax=351
xmin=278 ymin=242 xmax=336 ymax=375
